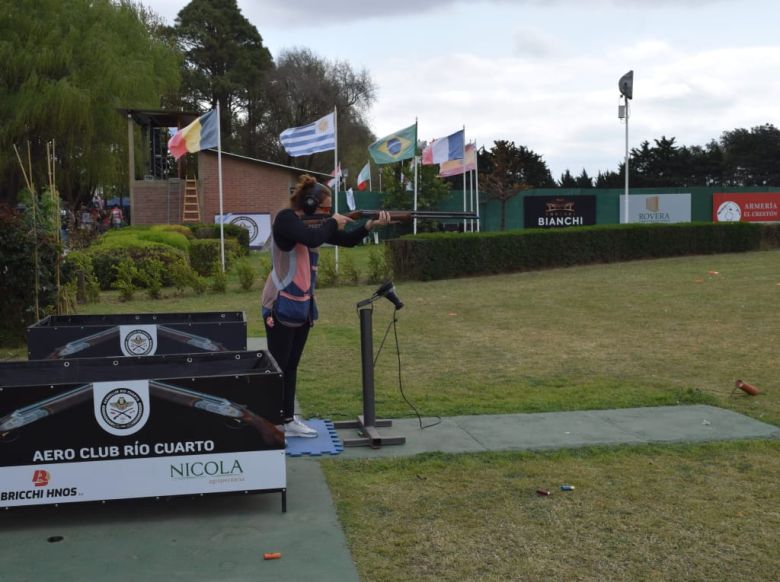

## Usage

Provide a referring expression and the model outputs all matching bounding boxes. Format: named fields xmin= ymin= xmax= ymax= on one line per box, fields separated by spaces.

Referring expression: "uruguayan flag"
xmin=280 ymin=112 xmax=336 ymax=157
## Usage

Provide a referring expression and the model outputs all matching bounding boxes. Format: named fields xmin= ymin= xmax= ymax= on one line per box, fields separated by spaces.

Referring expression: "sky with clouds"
xmin=151 ymin=0 xmax=780 ymax=180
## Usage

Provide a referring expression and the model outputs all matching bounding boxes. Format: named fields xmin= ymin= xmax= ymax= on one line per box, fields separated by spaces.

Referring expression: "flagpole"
xmin=333 ymin=106 xmax=339 ymax=271
xmin=475 ymin=144 xmax=481 ymax=232
xmin=368 ymin=161 xmax=372 ymax=191
xmin=217 ymin=102 xmax=225 ymax=272
xmin=468 ymin=149 xmax=473 ymax=232
xmin=413 ymin=118 xmax=418 ymax=235
xmin=462 ymin=125 xmax=467 ymax=232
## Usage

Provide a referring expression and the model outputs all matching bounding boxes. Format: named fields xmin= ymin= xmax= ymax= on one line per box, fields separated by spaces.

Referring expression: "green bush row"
xmin=187 ymin=223 xmax=250 ymax=254
xmin=386 ymin=222 xmax=769 ymax=281
xmin=189 ymin=239 xmax=241 ymax=276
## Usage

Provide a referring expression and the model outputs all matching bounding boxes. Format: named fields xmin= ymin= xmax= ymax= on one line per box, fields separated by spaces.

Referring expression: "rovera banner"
xmin=619 ymin=194 xmax=691 ymax=224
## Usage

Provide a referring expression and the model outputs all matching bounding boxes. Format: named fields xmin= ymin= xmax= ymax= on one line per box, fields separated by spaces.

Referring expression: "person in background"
xmin=110 ymin=205 xmax=124 ymax=228
xmin=261 ymin=174 xmax=391 ymax=438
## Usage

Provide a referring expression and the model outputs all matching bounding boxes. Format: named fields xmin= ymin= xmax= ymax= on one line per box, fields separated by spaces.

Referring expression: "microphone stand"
xmin=334 ymin=292 xmax=406 ymax=449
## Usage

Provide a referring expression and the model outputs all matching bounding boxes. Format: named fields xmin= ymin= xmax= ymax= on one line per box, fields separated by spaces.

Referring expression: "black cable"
xmin=374 ymin=310 xmax=442 ymax=430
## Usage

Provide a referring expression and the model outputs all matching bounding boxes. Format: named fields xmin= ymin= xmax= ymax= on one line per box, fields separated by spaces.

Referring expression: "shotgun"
xmin=303 ymin=209 xmax=479 ymax=223
xmin=0 ymin=383 xmax=93 ymax=434
xmin=149 ymin=380 xmax=285 ymax=449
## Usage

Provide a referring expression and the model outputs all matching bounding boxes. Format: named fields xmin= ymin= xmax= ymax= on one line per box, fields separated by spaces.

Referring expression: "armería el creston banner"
xmin=713 ymin=192 xmax=780 ymax=223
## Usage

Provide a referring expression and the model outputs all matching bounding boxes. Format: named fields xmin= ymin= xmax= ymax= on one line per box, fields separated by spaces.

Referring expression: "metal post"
xmin=333 ymin=301 xmax=405 ymax=448
xmin=624 ymin=97 xmax=629 ymax=224
xmin=359 ymin=304 xmax=376 ymax=427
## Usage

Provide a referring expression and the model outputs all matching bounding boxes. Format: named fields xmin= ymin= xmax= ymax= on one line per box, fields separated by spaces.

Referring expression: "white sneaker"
xmin=283 ymin=416 xmax=318 ymax=438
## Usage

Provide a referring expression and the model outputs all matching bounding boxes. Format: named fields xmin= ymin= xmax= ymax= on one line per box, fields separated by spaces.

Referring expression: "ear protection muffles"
xmin=301 ymin=183 xmax=322 ymax=215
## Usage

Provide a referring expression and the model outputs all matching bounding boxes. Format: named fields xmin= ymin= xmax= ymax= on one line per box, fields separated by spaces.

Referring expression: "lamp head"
xmin=375 ymin=281 xmax=404 ymax=310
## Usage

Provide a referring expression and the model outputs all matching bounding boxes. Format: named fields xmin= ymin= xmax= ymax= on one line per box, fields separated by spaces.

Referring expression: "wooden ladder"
xmin=182 ymin=178 xmax=200 ymax=223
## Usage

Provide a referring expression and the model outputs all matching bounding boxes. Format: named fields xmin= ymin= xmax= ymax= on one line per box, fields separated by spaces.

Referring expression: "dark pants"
xmin=264 ymin=318 xmax=310 ymax=422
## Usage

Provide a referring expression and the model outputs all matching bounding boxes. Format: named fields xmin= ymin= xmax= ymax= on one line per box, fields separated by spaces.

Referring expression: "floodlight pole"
xmin=623 ymin=95 xmax=630 ymax=224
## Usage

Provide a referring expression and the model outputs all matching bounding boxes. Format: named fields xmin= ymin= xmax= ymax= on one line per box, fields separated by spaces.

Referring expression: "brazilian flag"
xmin=368 ymin=123 xmax=417 ymax=165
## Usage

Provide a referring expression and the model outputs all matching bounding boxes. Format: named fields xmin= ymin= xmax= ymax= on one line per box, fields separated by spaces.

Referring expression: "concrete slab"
xmin=246 ymin=337 xmax=267 ymax=351
xmin=0 ymin=458 xmax=358 ymax=582
xmin=336 ymin=405 xmax=780 ymax=459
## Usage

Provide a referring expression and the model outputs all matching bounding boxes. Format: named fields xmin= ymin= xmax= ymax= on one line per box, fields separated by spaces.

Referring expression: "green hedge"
xmin=188 ymin=223 xmax=249 ymax=255
xmin=387 ymin=222 xmax=766 ymax=281
xmin=189 ymin=239 xmax=240 ymax=276
xmin=101 ymin=227 xmax=191 ymax=253
xmin=85 ymin=239 xmax=188 ymax=289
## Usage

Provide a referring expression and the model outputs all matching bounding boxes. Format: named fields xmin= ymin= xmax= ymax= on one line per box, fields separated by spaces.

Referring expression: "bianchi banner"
xmin=524 ymin=195 xmax=596 ymax=228
xmin=0 ymin=450 xmax=285 ymax=508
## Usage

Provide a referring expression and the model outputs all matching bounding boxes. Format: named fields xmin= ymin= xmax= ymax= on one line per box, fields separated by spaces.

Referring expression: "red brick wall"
xmin=199 ymin=152 xmax=298 ymax=223
xmin=131 ymin=153 xmax=310 ymax=225
xmin=131 ymin=180 xmax=183 ymax=225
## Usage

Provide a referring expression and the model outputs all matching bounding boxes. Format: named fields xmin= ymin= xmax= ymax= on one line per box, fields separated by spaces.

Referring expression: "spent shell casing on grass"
xmin=536 ymin=488 xmax=551 ymax=496
xmin=560 ymin=485 xmax=575 ymax=491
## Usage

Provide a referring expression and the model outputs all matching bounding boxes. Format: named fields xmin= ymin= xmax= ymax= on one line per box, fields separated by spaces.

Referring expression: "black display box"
xmin=27 ymin=312 xmax=247 ymax=359
xmin=0 ymin=350 xmax=286 ymax=509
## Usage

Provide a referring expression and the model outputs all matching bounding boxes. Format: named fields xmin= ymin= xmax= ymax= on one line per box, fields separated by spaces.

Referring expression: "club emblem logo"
xmin=119 ymin=324 xmax=158 ymax=357
xmin=101 ymin=388 xmax=143 ymax=430
xmin=230 ymin=215 xmax=259 ymax=243
xmin=124 ymin=330 xmax=154 ymax=355
xmin=93 ymin=380 xmax=150 ymax=436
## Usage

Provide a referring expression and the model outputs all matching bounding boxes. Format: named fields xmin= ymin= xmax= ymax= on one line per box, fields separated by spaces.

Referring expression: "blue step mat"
xmin=285 ymin=418 xmax=344 ymax=457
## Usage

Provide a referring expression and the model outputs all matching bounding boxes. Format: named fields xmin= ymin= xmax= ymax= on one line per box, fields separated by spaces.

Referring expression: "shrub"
xmin=317 ymin=252 xmax=338 ymax=287
xmin=366 ymin=245 xmax=391 ymax=284
xmin=257 ymin=253 xmax=272 ymax=286
xmin=386 ymin=222 xmax=764 ymax=281
xmin=188 ymin=222 xmax=250 ymax=254
xmin=62 ymin=251 xmax=100 ymax=303
xmin=101 ymin=227 xmax=190 ymax=253
xmin=340 ymin=253 xmax=360 ymax=285
xmin=190 ymin=273 xmax=208 ymax=295
xmin=189 ymin=239 xmax=239 ymax=276
xmin=111 ymin=258 xmax=138 ymax=302
xmin=235 ymin=258 xmax=256 ymax=291
xmin=139 ymin=257 xmax=165 ymax=299
xmin=86 ymin=239 xmax=187 ymax=289
xmin=0 ymin=205 xmax=60 ymax=345
xmin=150 ymin=224 xmax=194 ymax=239
xmin=210 ymin=268 xmax=228 ymax=293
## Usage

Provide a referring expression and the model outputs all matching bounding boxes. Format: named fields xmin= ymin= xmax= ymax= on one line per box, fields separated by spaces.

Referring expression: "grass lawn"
xmin=323 ymin=440 xmax=780 ymax=581
xmin=6 ymin=245 xmax=778 ymax=580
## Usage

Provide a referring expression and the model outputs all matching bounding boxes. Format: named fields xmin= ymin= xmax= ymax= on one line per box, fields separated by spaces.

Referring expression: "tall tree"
xmin=479 ymin=140 xmax=554 ymax=230
xmin=257 ymin=48 xmax=377 ymax=176
xmin=172 ymin=0 xmax=273 ymax=148
xmin=0 ymin=0 xmax=180 ymax=207
xmin=720 ymin=124 xmax=780 ymax=186
xmin=575 ymin=169 xmax=593 ymax=188
xmin=558 ymin=169 xmax=577 ymax=188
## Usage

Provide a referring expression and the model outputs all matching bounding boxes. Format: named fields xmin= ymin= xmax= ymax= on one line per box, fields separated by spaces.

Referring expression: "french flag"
xmin=422 ymin=130 xmax=465 ymax=165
